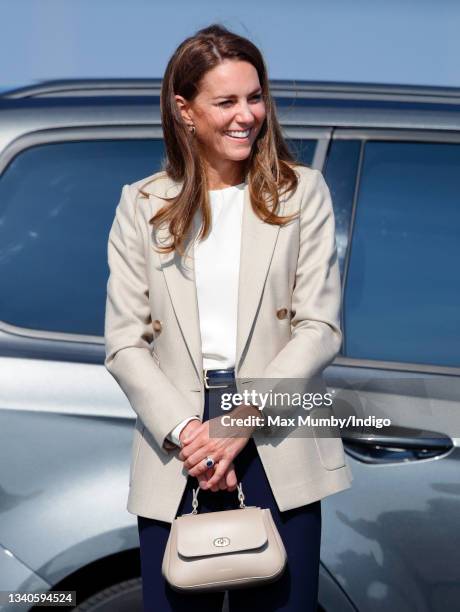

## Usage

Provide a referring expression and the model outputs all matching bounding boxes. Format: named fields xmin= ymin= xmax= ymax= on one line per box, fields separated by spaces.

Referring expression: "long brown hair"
xmin=149 ymin=23 xmax=307 ymax=256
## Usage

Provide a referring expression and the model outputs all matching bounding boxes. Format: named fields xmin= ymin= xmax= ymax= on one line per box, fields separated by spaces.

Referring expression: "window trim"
xmin=0 ymin=125 xmax=165 ymax=175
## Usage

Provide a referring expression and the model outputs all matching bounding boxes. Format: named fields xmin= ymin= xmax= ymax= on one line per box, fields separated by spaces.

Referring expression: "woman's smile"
xmin=224 ymin=128 xmax=251 ymax=141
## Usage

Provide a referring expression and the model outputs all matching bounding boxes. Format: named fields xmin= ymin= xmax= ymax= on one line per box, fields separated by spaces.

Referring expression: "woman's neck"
xmin=203 ymin=159 xmax=246 ymax=190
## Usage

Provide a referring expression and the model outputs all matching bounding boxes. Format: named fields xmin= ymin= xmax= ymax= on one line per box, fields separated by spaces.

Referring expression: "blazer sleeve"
xmin=262 ymin=169 xmax=342 ymax=382
xmin=104 ymin=184 xmax=201 ymax=454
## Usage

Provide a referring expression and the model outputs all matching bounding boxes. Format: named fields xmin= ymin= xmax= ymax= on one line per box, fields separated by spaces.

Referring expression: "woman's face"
xmin=175 ymin=60 xmax=266 ymax=177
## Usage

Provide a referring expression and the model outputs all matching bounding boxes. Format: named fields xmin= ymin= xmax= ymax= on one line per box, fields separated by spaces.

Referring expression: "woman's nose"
xmin=234 ymin=103 xmax=255 ymax=124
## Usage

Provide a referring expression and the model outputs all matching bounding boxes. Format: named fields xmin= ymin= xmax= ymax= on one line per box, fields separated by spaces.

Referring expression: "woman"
xmin=104 ymin=23 xmax=353 ymax=612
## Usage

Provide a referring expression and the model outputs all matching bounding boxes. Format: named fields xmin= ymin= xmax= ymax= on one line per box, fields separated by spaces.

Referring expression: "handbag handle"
xmin=190 ymin=482 xmax=246 ymax=515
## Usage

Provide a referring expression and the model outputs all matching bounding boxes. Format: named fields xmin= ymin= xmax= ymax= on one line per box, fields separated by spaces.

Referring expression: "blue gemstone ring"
xmin=204 ymin=456 xmax=215 ymax=469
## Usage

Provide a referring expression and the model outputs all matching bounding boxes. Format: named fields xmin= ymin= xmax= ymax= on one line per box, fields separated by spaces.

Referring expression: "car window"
xmin=324 ymin=140 xmax=361 ymax=278
xmin=0 ymin=139 xmax=165 ymax=337
xmin=343 ymin=140 xmax=460 ymax=367
xmin=285 ymin=139 xmax=316 ymax=166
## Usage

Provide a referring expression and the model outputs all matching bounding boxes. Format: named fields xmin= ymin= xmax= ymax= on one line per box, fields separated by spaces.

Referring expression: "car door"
xmin=320 ymin=131 xmax=460 ymax=612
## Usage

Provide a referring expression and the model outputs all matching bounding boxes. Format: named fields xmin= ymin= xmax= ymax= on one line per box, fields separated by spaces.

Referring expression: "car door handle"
xmin=342 ymin=429 xmax=454 ymax=464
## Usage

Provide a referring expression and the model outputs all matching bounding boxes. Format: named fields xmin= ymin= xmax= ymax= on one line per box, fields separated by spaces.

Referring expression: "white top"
xmin=167 ymin=181 xmax=245 ymax=446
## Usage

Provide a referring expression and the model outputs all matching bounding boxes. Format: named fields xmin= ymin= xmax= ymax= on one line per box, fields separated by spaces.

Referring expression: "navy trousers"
xmin=137 ymin=387 xmax=322 ymax=611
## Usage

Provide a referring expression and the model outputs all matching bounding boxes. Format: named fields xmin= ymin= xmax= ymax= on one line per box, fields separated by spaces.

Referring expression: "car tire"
xmin=74 ymin=577 xmax=143 ymax=611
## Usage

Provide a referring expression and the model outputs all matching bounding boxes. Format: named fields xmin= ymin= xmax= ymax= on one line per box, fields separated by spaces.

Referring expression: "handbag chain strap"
xmin=190 ymin=482 xmax=246 ymax=515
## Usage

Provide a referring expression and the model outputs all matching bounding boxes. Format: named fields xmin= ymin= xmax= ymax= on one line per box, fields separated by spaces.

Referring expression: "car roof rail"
xmin=2 ymin=78 xmax=460 ymax=105
xmin=1 ymin=79 xmax=164 ymax=99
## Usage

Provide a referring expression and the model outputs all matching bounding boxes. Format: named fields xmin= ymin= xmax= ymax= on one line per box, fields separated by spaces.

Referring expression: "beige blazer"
xmin=104 ymin=165 xmax=353 ymax=523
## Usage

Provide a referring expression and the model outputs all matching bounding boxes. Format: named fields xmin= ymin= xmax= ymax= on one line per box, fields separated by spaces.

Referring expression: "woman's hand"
xmin=179 ymin=419 xmax=238 ymax=491
xmin=178 ymin=415 xmax=256 ymax=490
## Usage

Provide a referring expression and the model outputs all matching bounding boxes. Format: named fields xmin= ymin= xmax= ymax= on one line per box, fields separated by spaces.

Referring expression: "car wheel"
xmin=74 ymin=577 xmax=143 ymax=611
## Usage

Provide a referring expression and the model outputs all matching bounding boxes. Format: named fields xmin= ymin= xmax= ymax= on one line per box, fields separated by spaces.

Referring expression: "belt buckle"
xmin=203 ymin=368 xmax=230 ymax=390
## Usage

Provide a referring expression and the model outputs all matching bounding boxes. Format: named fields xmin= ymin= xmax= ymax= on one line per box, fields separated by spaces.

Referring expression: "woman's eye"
xmin=218 ymin=95 xmax=262 ymax=108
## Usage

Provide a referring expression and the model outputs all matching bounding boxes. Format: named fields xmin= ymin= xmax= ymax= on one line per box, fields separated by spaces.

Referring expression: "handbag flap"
xmin=175 ymin=507 xmax=268 ymax=558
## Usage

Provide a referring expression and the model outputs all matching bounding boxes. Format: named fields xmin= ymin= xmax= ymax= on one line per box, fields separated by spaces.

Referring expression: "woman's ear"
xmin=175 ymin=95 xmax=193 ymax=127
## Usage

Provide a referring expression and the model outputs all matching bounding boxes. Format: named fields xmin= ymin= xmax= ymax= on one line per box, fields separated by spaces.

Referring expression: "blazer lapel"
xmin=235 ymin=186 xmax=284 ymax=370
xmin=154 ymin=178 xmax=286 ymax=381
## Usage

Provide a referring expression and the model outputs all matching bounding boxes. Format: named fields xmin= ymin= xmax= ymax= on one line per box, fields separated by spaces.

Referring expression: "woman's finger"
xmin=197 ymin=468 xmax=213 ymax=489
xmin=203 ymin=467 xmax=221 ymax=492
xmin=188 ymin=456 xmax=219 ymax=478
xmin=221 ymin=462 xmax=236 ymax=490
xmin=226 ymin=466 xmax=238 ymax=491
xmin=185 ymin=443 xmax=222 ymax=474
xmin=202 ymin=459 xmax=230 ymax=489
xmin=210 ymin=480 xmax=221 ymax=492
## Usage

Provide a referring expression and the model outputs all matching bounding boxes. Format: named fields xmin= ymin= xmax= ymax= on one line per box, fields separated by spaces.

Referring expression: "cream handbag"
xmin=162 ymin=482 xmax=287 ymax=592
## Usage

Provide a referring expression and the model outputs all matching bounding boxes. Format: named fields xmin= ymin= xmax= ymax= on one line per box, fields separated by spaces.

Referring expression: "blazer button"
xmin=152 ymin=319 xmax=162 ymax=333
xmin=276 ymin=308 xmax=288 ymax=320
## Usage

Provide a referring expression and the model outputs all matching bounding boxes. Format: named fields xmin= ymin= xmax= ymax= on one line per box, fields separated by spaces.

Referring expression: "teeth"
xmin=226 ymin=129 xmax=250 ymax=138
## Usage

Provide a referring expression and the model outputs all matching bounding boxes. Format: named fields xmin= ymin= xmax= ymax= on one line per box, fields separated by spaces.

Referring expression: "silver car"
xmin=0 ymin=79 xmax=459 ymax=611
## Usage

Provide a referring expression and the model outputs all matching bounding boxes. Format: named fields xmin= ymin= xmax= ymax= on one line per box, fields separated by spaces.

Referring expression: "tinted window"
xmin=286 ymin=139 xmax=316 ymax=166
xmin=344 ymin=141 xmax=460 ymax=367
xmin=0 ymin=139 xmax=165 ymax=336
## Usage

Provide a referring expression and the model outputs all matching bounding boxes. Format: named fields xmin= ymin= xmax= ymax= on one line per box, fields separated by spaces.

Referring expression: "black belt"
xmin=203 ymin=368 xmax=235 ymax=390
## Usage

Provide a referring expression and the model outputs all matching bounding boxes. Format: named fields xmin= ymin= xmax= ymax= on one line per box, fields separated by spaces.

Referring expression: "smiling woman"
xmin=104 ymin=21 xmax=351 ymax=612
